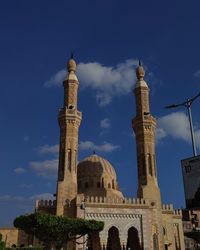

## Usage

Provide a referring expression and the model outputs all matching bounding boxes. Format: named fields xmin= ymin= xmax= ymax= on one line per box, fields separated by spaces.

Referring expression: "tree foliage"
xmin=14 ymin=213 xmax=104 ymax=249
xmin=185 ymin=230 xmax=200 ymax=243
xmin=0 ymin=234 xmax=5 ymax=250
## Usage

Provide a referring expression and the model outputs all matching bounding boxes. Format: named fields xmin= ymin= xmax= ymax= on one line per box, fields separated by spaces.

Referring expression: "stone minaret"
xmin=132 ymin=62 xmax=161 ymax=206
xmin=56 ymin=56 xmax=82 ymax=216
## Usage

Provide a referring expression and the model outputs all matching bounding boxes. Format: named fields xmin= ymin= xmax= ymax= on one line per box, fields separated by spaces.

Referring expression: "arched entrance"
xmin=153 ymin=233 xmax=159 ymax=250
xmin=86 ymin=231 xmax=101 ymax=250
xmin=107 ymin=226 xmax=121 ymax=250
xmin=126 ymin=227 xmax=141 ymax=250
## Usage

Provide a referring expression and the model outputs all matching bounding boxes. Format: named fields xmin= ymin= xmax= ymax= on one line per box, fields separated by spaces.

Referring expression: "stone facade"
xmin=40 ymin=58 xmax=184 ymax=249
xmin=56 ymin=58 xmax=82 ymax=217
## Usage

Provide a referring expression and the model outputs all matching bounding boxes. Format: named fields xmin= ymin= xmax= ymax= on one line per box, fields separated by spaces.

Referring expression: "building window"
xmin=142 ymin=154 xmax=146 ymax=176
xmin=163 ymin=227 xmax=166 ymax=236
xmin=153 ymin=233 xmax=159 ymax=250
xmin=97 ymin=182 xmax=101 ymax=188
xmin=148 ymin=154 xmax=153 ymax=176
xmin=85 ymin=182 xmax=89 ymax=188
xmin=108 ymin=183 xmax=111 ymax=189
xmin=58 ymin=150 xmax=65 ymax=180
xmin=112 ymin=179 xmax=115 ymax=189
xmin=102 ymin=178 xmax=104 ymax=188
xmin=68 ymin=149 xmax=72 ymax=170
xmin=74 ymin=150 xmax=77 ymax=172
xmin=153 ymin=154 xmax=157 ymax=176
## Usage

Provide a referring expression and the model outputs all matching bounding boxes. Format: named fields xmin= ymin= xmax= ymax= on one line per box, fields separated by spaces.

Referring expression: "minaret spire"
xmin=132 ymin=61 xmax=161 ymax=206
xmin=70 ymin=51 xmax=74 ymax=59
xmin=56 ymin=56 xmax=82 ymax=216
xmin=136 ymin=60 xmax=145 ymax=81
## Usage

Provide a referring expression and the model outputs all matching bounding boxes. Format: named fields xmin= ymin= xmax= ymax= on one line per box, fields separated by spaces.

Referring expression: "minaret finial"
xmin=70 ymin=51 xmax=74 ymax=59
xmin=67 ymin=52 xmax=76 ymax=72
xmin=136 ymin=59 xmax=145 ymax=80
xmin=93 ymin=150 xmax=96 ymax=155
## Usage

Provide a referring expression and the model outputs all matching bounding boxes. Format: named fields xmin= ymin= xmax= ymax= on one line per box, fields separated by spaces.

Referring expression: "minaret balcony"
xmin=58 ymin=108 xmax=82 ymax=120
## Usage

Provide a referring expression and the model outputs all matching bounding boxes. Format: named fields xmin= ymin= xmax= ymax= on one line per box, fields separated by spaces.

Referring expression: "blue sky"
xmin=0 ymin=0 xmax=200 ymax=226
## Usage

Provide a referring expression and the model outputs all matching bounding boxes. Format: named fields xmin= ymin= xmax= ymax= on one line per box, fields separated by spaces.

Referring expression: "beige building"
xmin=37 ymin=58 xmax=185 ymax=249
xmin=1 ymin=57 xmax=185 ymax=249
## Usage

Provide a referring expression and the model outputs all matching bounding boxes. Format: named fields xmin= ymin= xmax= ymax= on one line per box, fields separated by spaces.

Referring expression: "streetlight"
xmin=80 ymin=198 xmax=87 ymax=250
xmin=165 ymin=92 xmax=200 ymax=157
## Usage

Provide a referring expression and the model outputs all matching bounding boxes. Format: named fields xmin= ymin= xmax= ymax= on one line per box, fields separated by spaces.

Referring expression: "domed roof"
xmin=78 ymin=154 xmax=117 ymax=179
xmin=77 ymin=154 xmax=123 ymax=199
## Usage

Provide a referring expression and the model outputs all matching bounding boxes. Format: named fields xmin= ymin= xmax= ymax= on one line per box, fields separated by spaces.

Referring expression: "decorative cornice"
xmin=86 ymin=212 xmax=142 ymax=219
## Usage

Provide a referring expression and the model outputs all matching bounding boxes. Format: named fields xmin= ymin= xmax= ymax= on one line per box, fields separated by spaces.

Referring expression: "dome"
xmin=77 ymin=154 xmax=123 ymax=198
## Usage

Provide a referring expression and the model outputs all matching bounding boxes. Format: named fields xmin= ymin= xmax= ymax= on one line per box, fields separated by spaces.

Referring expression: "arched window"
xmin=74 ymin=150 xmax=77 ymax=172
xmin=142 ymin=154 xmax=146 ymax=176
xmin=148 ymin=153 xmax=153 ymax=176
xmin=107 ymin=226 xmax=121 ymax=250
xmin=97 ymin=182 xmax=101 ymax=188
xmin=68 ymin=149 xmax=72 ymax=170
xmin=126 ymin=227 xmax=141 ymax=250
xmin=58 ymin=150 xmax=65 ymax=181
xmin=108 ymin=183 xmax=111 ymax=189
xmin=112 ymin=179 xmax=115 ymax=189
xmin=153 ymin=233 xmax=159 ymax=250
xmin=153 ymin=155 xmax=157 ymax=176
xmin=85 ymin=182 xmax=89 ymax=188
xmin=87 ymin=231 xmax=101 ymax=250
xmin=174 ymin=224 xmax=180 ymax=250
xmin=102 ymin=178 xmax=104 ymax=188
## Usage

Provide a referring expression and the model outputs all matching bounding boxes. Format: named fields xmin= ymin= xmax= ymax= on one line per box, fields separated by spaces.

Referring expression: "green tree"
xmin=0 ymin=234 xmax=5 ymax=250
xmin=185 ymin=230 xmax=200 ymax=249
xmin=14 ymin=212 xmax=104 ymax=250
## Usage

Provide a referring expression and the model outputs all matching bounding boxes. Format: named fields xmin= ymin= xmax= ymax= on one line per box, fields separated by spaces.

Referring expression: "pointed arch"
xmin=87 ymin=231 xmax=101 ymax=250
xmin=106 ymin=226 xmax=121 ymax=250
xmin=153 ymin=233 xmax=159 ymax=250
xmin=126 ymin=226 xmax=141 ymax=250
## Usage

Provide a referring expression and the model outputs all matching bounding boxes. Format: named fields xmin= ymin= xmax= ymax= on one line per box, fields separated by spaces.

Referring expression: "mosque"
xmin=37 ymin=57 xmax=185 ymax=250
xmin=0 ymin=57 xmax=185 ymax=249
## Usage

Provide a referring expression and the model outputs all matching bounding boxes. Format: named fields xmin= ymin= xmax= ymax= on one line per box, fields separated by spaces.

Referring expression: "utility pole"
xmin=165 ymin=92 xmax=200 ymax=157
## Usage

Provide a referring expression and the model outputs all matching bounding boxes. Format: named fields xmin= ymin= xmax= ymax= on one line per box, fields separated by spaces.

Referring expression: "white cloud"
xmin=30 ymin=159 xmax=58 ymax=178
xmin=44 ymin=69 xmax=66 ymax=87
xmin=14 ymin=167 xmax=26 ymax=174
xmin=96 ymin=92 xmax=112 ymax=106
xmin=156 ymin=111 xmax=200 ymax=148
xmin=100 ymin=118 xmax=111 ymax=129
xmin=23 ymin=136 xmax=30 ymax=142
xmin=194 ymin=70 xmax=200 ymax=78
xmin=38 ymin=144 xmax=59 ymax=155
xmin=155 ymin=128 xmax=167 ymax=143
xmin=79 ymin=141 xmax=120 ymax=153
xmin=44 ymin=59 xmax=138 ymax=106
